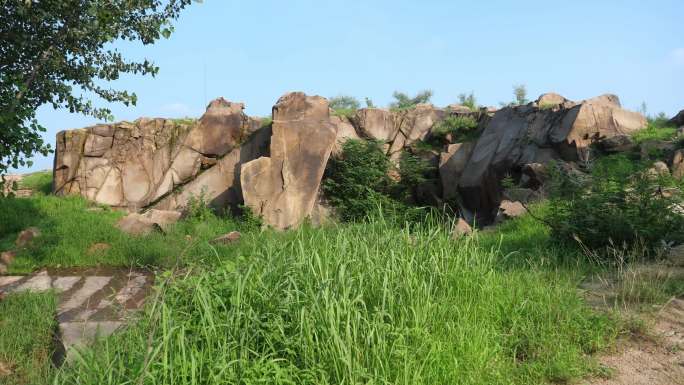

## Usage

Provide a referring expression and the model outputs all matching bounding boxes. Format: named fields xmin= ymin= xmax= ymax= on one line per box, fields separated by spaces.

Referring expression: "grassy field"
xmin=0 ymin=291 xmax=58 ymax=385
xmin=0 ymin=193 xmax=681 ymax=384
xmin=0 ymin=195 xmax=249 ymax=273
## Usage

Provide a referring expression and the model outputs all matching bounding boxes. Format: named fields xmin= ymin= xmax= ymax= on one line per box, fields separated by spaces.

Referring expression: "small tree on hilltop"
xmin=329 ymin=95 xmax=360 ymax=117
xmin=457 ymin=92 xmax=477 ymax=110
xmin=513 ymin=84 xmax=529 ymax=105
xmin=0 ymin=0 xmax=195 ymax=176
xmin=390 ymin=90 xmax=433 ymax=110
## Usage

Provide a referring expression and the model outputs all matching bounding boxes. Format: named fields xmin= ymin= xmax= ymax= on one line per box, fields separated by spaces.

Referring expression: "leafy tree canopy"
xmin=0 ymin=0 xmax=195 ymax=176
xmin=390 ymin=90 xmax=433 ymax=110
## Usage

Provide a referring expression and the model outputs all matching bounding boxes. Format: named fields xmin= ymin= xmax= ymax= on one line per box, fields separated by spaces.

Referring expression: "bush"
xmin=431 ymin=115 xmax=480 ymax=142
xmin=545 ymin=155 xmax=684 ymax=257
xmin=390 ymin=90 xmax=433 ymax=110
xmin=457 ymin=92 xmax=477 ymax=110
xmin=322 ymin=140 xmax=395 ymax=221
xmin=322 ymin=140 xmax=434 ymax=223
xmin=328 ymin=95 xmax=360 ymax=117
xmin=632 ymin=123 xmax=677 ymax=144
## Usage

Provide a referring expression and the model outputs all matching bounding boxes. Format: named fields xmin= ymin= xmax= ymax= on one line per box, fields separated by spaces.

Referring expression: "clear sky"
xmin=22 ymin=0 xmax=684 ymax=172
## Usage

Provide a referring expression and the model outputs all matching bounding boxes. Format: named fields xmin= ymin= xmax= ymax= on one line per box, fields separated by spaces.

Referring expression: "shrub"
xmin=323 ymin=140 xmax=434 ymax=223
xmin=545 ymin=155 xmax=684 ymax=257
xmin=329 ymin=95 xmax=360 ymax=117
xmin=390 ymin=90 xmax=433 ymax=110
xmin=457 ymin=92 xmax=477 ymax=110
xmin=431 ymin=115 xmax=480 ymax=142
xmin=632 ymin=123 xmax=677 ymax=144
xmin=396 ymin=151 xmax=434 ymax=202
xmin=322 ymin=140 xmax=395 ymax=221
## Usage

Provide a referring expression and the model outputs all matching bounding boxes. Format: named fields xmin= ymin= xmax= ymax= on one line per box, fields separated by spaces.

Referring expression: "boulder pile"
xmin=54 ymin=91 xmax=654 ymax=229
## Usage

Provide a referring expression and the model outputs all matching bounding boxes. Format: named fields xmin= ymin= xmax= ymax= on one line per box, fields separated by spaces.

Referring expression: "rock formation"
xmin=457 ymin=93 xmax=646 ymax=223
xmin=54 ymin=98 xmax=266 ymax=211
xmin=53 ymin=91 xmax=647 ymax=228
xmin=240 ymin=92 xmax=337 ymax=230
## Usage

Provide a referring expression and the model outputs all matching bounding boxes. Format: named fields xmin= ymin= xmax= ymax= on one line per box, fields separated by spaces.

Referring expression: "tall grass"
xmin=0 ymin=291 xmax=58 ymax=385
xmin=54 ymin=216 xmax=618 ymax=385
xmin=0 ymin=195 xmax=247 ymax=273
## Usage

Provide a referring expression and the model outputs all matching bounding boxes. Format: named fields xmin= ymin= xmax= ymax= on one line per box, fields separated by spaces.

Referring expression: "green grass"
xmin=51 ymin=215 xmax=619 ymax=385
xmin=0 ymin=291 xmax=58 ymax=385
xmin=0 ymin=195 xmax=248 ymax=273
xmin=631 ymin=124 xmax=678 ymax=144
xmin=17 ymin=171 xmax=52 ymax=195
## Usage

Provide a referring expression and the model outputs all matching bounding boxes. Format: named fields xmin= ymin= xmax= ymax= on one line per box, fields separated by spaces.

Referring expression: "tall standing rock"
xmin=240 ymin=92 xmax=337 ymax=230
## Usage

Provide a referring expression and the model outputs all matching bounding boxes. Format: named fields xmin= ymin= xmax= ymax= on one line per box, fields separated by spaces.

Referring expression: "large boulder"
xmin=240 ymin=92 xmax=337 ymax=230
xmin=53 ymin=98 xmax=261 ymax=210
xmin=439 ymin=142 xmax=475 ymax=200
xmin=458 ymin=93 xmax=646 ymax=224
xmin=151 ymin=124 xmax=271 ymax=211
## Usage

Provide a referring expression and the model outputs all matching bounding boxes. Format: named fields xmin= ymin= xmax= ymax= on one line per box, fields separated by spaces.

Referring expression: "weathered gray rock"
xmin=452 ymin=218 xmax=472 ymax=238
xmin=458 ymin=93 xmax=646 ymax=224
xmin=598 ymin=134 xmax=636 ymax=153
xmin=499 ymin=200 xmax=526 ymax=219
xmin=330 ymin=115 xmax=360 ymax=156
xmin=648 ymin=161 xmax=671 ymax=178
xmin=16 ymin=227 xmax=40 ymax=248
xmin=351 ymin=108 xmax=398 ymax=143
xmin=150 ymin=124 xmax=271 ymax=212
xmin=439 ymin=143 xmax=475 ymax=200
xmin=54 ymin=97 xmax=260 ymax=210
xmin=241 ymin=92 xmax=337 ymax=230
xmin=672 ymin=149 xmax=684 ymax=179
xmin=1 ymin=251 xmax=16 ymax=266
xmin=669 ymin=109 xmax=684 ymax=128
xmin=116 ymin=210 xmax=181 ymax=236
xmin=536 ymin=92 xmax=572 ymax=108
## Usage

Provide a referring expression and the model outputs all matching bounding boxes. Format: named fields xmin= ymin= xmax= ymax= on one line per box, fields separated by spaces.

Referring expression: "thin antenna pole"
xmin=203 ymin=62 xmax=207 ymax=107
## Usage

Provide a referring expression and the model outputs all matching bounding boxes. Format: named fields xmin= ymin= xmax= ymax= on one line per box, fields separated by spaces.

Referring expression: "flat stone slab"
xmin=0 ymin=269 xmax=153 ymax=358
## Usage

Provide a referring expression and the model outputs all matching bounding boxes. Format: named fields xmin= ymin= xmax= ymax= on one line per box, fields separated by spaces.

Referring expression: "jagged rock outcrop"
xmin=52 ymin=90 xmax=648 ymax=229
xmin=240 ymin=92 xmax=337 ymax=230
xmin=439 ymin=143 xmax=475 ymax=201
xmin=458 ymin=93 xmax=646 ymax=223
xmin=53 ymin=98 xmax=263 ymax=210
xmin=669 ymin=109 xmax=684 ymax=128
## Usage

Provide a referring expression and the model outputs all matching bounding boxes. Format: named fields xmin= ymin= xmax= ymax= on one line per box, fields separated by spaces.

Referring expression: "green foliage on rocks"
xmin=545 ymin=154 xmax=684 ymax=257
xmin=457 ymin=92 xmax=478 ymax=110
xmin=431 ymin=115 xmax=480 ymax=142
xmin=329 ymin=95 xmax=360 ymax=117
xmin=322 ymin=140 xmax=435 ymax=222
xmin=390 ymin=89 xmax=433 ymax=110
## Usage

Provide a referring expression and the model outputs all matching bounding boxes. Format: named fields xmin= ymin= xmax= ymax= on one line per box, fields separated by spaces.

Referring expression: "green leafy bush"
xmin=329 ymin=95 xmax=360 ymax=117
xmin=431 ymin=115 xmax=480 ymax=142
xmin=322 ymin=140 xmax=433 ymax=222
xmin=632 ymin=123 xmax=677 ymax=144
xmin=322 ymin=140 xmax=395 ymax=221
xmin=390 ymin=90 xmax=433 ymax=110
xmin=457 ymin=92 xmax=477 ymax=110
xmin=545 ymin=155 xmax=684 ymax=257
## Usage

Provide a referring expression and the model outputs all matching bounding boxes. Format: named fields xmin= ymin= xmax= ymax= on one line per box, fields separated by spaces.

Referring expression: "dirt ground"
xmin=583 ymin=266 xmax=684 ymax=385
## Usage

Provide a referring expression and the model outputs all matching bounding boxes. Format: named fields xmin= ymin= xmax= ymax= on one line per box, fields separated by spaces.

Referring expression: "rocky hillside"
xmin=53 ymin=91 xmax=682 ymax=229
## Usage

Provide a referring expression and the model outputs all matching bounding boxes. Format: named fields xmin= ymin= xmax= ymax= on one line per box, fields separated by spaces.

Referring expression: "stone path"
xmin=0 ymin=269 xmax=153 ymax=360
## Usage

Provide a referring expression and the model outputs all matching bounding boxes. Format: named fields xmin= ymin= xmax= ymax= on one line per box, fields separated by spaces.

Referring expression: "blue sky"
xmin=23 ymin=0 xmax=684 ymax=172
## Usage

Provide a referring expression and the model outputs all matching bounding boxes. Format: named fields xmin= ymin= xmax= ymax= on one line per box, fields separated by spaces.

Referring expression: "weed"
xmin=53 ymin=218 xmax=619 ymax=385
xmin=0 ymin=292 xmax=58 ymax=385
